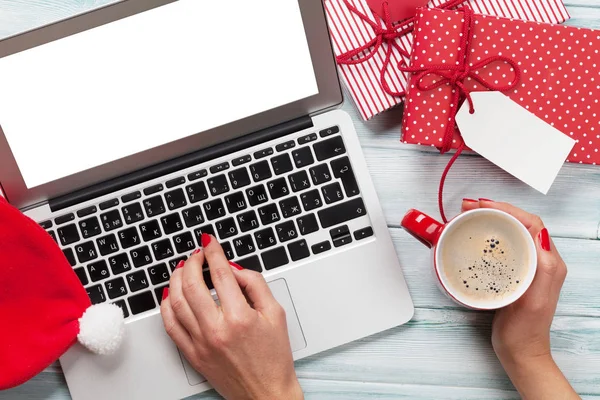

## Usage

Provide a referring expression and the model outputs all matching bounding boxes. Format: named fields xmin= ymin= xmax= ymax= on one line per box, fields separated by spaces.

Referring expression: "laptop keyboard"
xmin=40 ymin=126 xmax=374 ymax=319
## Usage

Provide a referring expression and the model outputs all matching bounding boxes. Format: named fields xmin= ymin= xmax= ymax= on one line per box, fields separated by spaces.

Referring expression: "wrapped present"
xmin=325 ymin=0 xmax=570 ymax=120
xmin=401 ymin=7 xmax=600 ymax=166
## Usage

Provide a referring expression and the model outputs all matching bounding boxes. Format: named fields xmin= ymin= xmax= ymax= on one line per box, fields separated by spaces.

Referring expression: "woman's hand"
xmin=462 ymin=199 xmax=579 ymax=400
xmin=160 ymin=233 xmax=303 ymax=400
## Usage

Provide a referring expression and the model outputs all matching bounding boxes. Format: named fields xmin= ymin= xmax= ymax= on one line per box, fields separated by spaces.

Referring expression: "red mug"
xmin=401 ymin=208 xmax=537 ymax=309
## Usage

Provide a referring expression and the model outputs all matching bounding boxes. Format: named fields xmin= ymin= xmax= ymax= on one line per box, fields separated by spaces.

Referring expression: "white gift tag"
xmin=455 ymin=92 xmax=576 ymax=194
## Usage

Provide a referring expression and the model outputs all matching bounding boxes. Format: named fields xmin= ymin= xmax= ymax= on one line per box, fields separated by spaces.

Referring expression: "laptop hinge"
xmin=49 ymin=115 xmax=313 ymax=212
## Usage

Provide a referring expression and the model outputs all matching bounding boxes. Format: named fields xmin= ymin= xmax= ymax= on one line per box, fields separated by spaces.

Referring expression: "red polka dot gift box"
xmin=401 ymin=7 xmax=600 ymax=165
xmin=325 ymin=0 xmax=570 ymax=120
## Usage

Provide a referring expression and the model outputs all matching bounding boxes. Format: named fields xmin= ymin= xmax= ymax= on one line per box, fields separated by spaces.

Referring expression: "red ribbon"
xmin=400 ymin=6 xmax=521 ymax=222
xmin=336 ymin=0 xmax=467 ymax=97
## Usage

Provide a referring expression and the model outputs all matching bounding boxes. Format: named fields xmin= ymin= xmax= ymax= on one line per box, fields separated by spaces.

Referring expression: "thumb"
xmin=230 ymin=266 xmax=277 ymax=311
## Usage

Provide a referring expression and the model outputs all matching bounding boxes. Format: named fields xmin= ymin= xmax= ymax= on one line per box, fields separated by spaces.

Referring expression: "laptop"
xmin=0 ymin=1 xmax=414 ymax=399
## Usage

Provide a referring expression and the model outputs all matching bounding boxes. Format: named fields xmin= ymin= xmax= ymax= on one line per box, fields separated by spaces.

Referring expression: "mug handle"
xmin=401 ymin=209 xmax=444 ymax=249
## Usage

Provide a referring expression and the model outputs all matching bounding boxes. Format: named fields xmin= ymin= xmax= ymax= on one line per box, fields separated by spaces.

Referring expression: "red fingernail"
xmin=229 ymin=261 xmax=244 ymax=271
xmin=201 ymin=233 xmax=211 ymax=248
xmin=162 ymin=287 xmax=169 ymax=300
xmin=463 ymin=198 xmax=478 ymax=203
xmin=176 ymin=261 xmax=185 ymax=269
xmin=539 ymin=228 xmax=551 ymax=252
xmin=192 ymin=249 xmax=201 ymax=255
xmin=479 ymin=198 xmax=494 ymax=202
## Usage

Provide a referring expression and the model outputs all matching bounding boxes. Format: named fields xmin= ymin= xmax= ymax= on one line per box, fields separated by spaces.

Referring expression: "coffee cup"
xmin=401 ymin=208 xmax=537 ymax=310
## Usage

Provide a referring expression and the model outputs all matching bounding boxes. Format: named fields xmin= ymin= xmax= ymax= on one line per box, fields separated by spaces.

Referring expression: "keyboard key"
xmin=225 ymin=191 xmax=248 ymax=213
xmin=233 ymin=235 xmax=256 ymax=257
xmin=105 ymin=277 xmax=128 ymax=299
xmin=75 ymin=241 xmax=98 ymax=263
xmin=228 ymin=168 xmax=251 ymax=189
xmin=322 ymin=182 xmax=345 ymax=204
xmin=331 ymin=225 xmax=352 ymax=248
xmin=122 ymin=202 xmax=145 ymax=225
xmin=155 ymin=285 xmax=169 ymax=306
xmin=39 ymin=220 xmax=52 ymax=229
xmin=87 ymin=260 xmax=110 ymax=282
xmin=208 ymin=174 xmax=230 ymax=196
xmin=58 ymin=224 xmax=80 ymax=246
xmin=113 ymin=300 xmax=130 ymax=318
xmin=168 ymin=256 xmax=188 ymax=272
xmin=319 ymin=126 xmax=340 ymax=138
xmin=152 ymin=239 xmax=175 ymax=260
xmin=237 ymin=210 xmax=260 ymax=232
xmin=258 ymin=204 xmax=281 ymax=225
xmin=101 ymin=209 xmax=124 ymax=231
xmin=127 ymin=270 xmax=150 ymax=292
xmin=143 ymin=184 xmax=163 ymax=196
xmin=99 ymin=198 xmax=119 ymax=210
xmin=254 ymin=227 xmax=277 ymax=250
xmin=300 ymin=189 xmax=323 ymax=211
xmin=232 ymin=154 xmax=252 ymax=166
xmin=86 ymin=285 xmax=106 ymax=305
xmin=309 ymin=164 xmax=332 ymax=185
xmin=246 ymin=185 xmax=269 ymax=206
xmin=55 ymin=213 xmax=75 ymax=225
xmin=222 ymin=242 xmax=235 ymax=260
xmin=161 ymin=213 xmax=184 ymax=235
xmin=186 ymin=181 xmax=209 ymax=203
xmin=63 ymin=248 xmax=76 ymax=266
xmin=143 ymin=196 xmax=166 ymax=217
xmin=140 ymin=219 xmax=162 ymax=242
xmin=131 ymin=246 xmax=153 ymax=268
xmin=182 ymin=206 xmax=204 ymax=228
xmin=128 ymin=291 xmax=156 ymax=315
xmin=318 ymin=198 xmax=367 ymax=229
xmin=204 ymin=199 xmax=226 ymax=220
xmin=203 ymin=270 xmax=214 ymax=290
xmin=331 ymin=156 xmax=360 ymax=197
xmin=173 ymin=232 xmax=196 ymax=254
xmin=292 ymin=147 xmax=314 ymax=168
xmin=279 ymin=197 xmax=302 ymax=218
xmin=237 ymin=255 xmax=262 ymax=272
xmin=109 ymin=253 xmax=132 ymax=275
xmin=121 ymin=191 xmax=141 ymax=203
xmin=188 ymin=169 xmax=207 ymax=181
xmin=312 ymin=241 xmax=332 ymax=255
xmin=271 ymin=153 xmax=293 ymax=175
xmin=74 ymin=267 xmax=88 ymax=286
xmin=288 ymin=170 xmax=311 ymax=192
xmin=118 ymin=227 xmax=141 ymax=249
xmin=193 ymin=225 xmax=215 ymax=246
xmin=216 ymin=218 xmax=238 ymax=240
xmin=314 ymin=135 xmax=346 ymax=161
xmin=79 ymin=216 xmax=102 ymax=239
xmin=77 ymin=206 xmax=97 ymax=218
xmin=166 ymin=176 xmax=185 ymax=188
xmin=267 ymin=178 xmax=290 ymax=200
xmin=276 ymin=140 xmax=295 ymax=152
xmin=165 ymin=188 xmax=187 ymax=210
xmin=250 ymin=161 xmax=272 ymax=182
xmin=354 ymin=226 xmax=374 ymax=241
xmin=298 ymin=133 xmax=317 ymax=144
xmin=48 ymin=230 xmax=57 ymax=243
xmin=288 ymin=239 xmax=310 ymax=261
xmin=148 ymin=263 xmax=170 ymax=285
xmin=210 ymin=162 xmax=230 ymax=174
xmin=254 ymin=147 xmax=274 ymax=159
xmin=275 ymin=221 xmax=298 ymax=243
xmin=297 ymin=214 xmax=319 ymax=236
xmin=262 ymin=247 xmax=289 ymax=271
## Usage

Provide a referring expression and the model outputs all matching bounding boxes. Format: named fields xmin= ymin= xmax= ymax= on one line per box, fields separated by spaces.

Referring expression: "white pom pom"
xmin=78 ymin=303 xmax=125 ymax=355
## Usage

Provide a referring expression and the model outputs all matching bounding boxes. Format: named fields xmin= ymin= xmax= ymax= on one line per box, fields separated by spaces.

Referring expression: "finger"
xmin=537 ymin=229 xmax=568 ymax=304
xmin=461 ymin=198 xmax=481 ymax=212
xmin=181 ymin=249 xmax=219 ymax=325
xmin=477 ymin=199 xmax=544 ymax=232
xmin=230 ymin=267 xmax=277 ymax=311
xmin=521 ymin=229 xmax=561 ymax=307
xmin=201 ymin=234 xmax=248 ymax=312
xmin=160 ymin=292 xmax=196 ymax=355
xmin=168 ymin=263 xmax=203 ymax=338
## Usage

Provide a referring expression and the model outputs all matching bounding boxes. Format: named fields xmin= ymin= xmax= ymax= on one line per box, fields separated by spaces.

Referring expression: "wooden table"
xmin=2 ymin=1 xmax=600 ymax=399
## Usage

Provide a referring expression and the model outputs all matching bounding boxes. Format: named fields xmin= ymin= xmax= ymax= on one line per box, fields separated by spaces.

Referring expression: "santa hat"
xmin=0 ymin=197 xmax=125 ymax=390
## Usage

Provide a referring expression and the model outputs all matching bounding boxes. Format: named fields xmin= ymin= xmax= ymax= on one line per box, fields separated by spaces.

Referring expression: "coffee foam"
xmin=440 ymin=213 xmax=532 ymax=303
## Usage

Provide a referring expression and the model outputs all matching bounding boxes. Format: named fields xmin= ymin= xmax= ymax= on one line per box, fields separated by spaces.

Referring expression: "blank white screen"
xmin=0 ymin=0 xmax=318 ymax=188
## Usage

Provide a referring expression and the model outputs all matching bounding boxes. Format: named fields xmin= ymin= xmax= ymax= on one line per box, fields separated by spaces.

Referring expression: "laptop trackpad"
xmin=181 ymin=278 xmax=306 ymax=386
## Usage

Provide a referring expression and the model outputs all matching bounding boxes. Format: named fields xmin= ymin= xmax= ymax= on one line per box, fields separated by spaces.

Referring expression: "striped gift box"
xmin=325 ymin=0 xmax=570 ymax=120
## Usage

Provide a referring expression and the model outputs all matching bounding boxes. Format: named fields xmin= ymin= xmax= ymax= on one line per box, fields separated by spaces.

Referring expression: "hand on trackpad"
xmin=180 ymin=278 xmax=306 ymax=386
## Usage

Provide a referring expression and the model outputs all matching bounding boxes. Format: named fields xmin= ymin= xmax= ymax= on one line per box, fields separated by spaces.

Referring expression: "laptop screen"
xmin=0 ymin=0 xmax=318 ymax=190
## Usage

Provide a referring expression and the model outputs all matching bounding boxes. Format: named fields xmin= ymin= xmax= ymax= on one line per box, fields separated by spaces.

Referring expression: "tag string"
xmin=400 ymin=6 xmax=521 ymax=222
